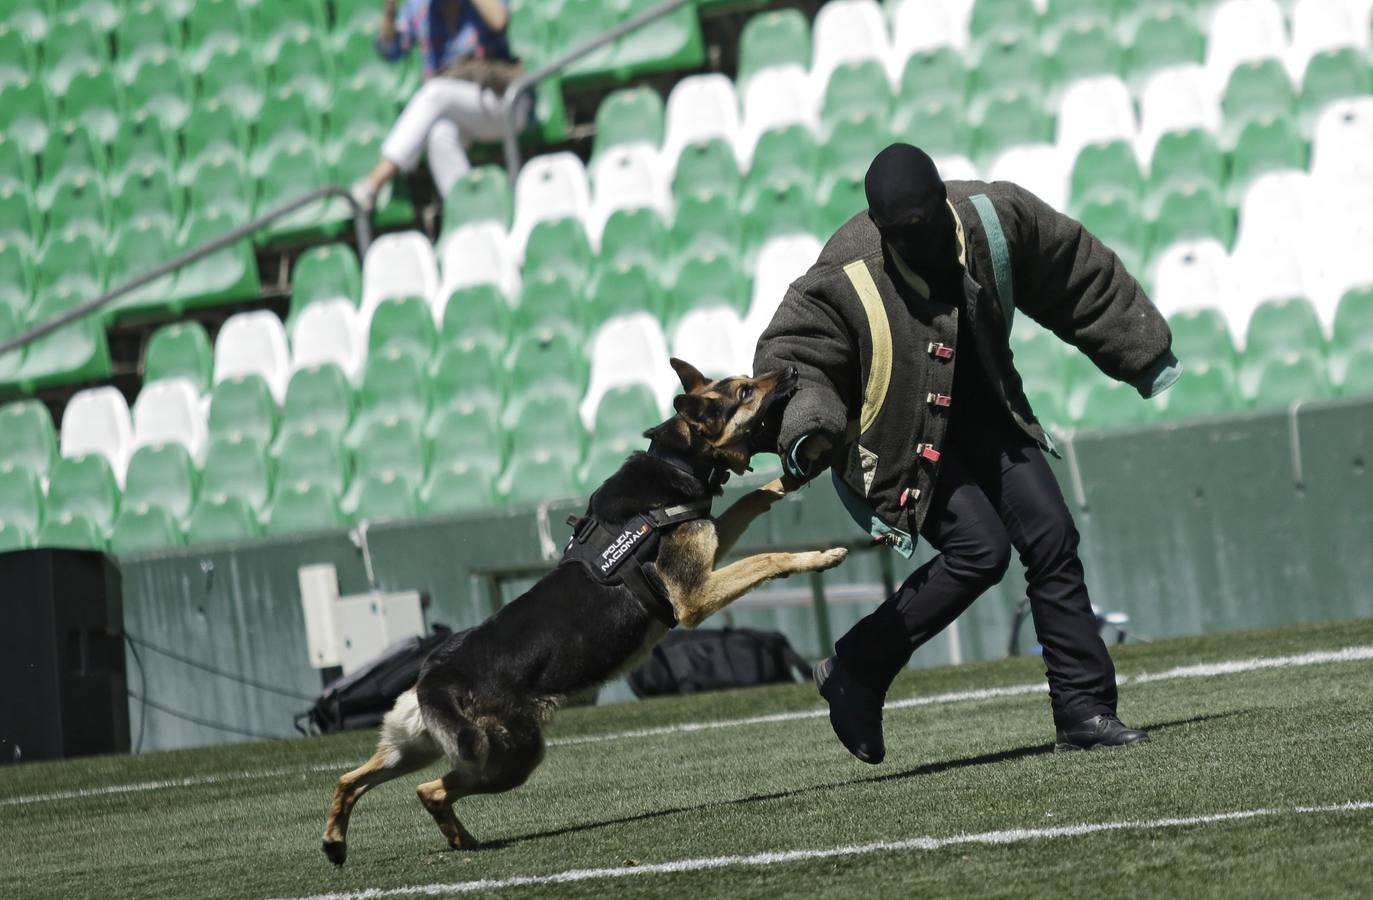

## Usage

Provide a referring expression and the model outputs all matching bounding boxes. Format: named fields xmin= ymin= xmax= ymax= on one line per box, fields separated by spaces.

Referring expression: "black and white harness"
xmin=559 ymin=443 xmax=723 ymax=628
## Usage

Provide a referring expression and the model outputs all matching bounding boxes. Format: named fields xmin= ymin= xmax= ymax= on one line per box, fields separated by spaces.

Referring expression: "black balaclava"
xmin=864 ymin=143 xmax=959 ymax=273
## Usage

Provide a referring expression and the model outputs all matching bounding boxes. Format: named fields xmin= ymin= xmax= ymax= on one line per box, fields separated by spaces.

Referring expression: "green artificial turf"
xmin=2 ymin=619 xmax=1372 ymax=899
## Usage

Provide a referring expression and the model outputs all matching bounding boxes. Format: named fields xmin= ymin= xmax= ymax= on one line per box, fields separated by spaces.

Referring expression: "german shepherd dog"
xmin=321 ymin=358 xmax=849 ymax=864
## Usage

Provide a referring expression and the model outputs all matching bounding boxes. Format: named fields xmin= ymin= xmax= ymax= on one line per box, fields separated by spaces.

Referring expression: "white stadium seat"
xmin=933 ymin=154 xmax=979 ymax=182
xmin=436 ymin=222 xmax=520 ymax=307
xmin=587 ymin=143 xmax=673 ymax=247
xmin=59 ymin=386 xmax=134 ymax=487
xmin=671 ymin=307 xmax=754 ymax=380
xmin=1055 ymin=76 xmax=1138 ymax=163
xmin=1135 ymin=65 xmax=1222 ymax=164
xmin=1310 ymin=98 xmax=1373 ymax=187
xmin=131 ymin=377 xmax=209 ymax=465
xmin=890 ymin=0 xmax=971 ymax=62
xmin=1148 ymin=238 xmax=1231 ymax=320
xmin=660 ymin=74 xmax=742 ymax=176
xmin=736 ymin=65 xmax=821 ymax=169
xmin=1288 ymin=0 xmax=1366 ymax=80
xmin=289 ymin=299 xmax=366 ymax=381
xmin=578 ymin=313 xmax=676 ymax=430
xmin=507 ymin=151 xmax=593 ymax=261
xmin=1203 ymin=0 xmax=1289 ymax=95
xmin=743 ymin=233 xmax=823 ymax=348
xmin=214 ymin=310 xmax=291 ymax=404
xmin=1234 ymin=170 xmax=1314 ymax=255
xmin=987 ymin=144 xmax=1070 ymax=212
xmin=1225 ymin=240 xmax=1312 ymax=345
xmin=359 ymin=231 xmax=440 ymax=326
xmin=810 ymin=0 xmax=891 ymax=87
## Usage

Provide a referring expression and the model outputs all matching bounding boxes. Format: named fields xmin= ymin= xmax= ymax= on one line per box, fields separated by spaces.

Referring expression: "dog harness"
xmin=561 ymin=498 xmax=714 ymax=628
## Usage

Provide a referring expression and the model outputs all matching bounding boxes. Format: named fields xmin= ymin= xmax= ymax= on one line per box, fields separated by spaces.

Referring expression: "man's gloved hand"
xmin=780 ymin=432 xmax=833 ymax=491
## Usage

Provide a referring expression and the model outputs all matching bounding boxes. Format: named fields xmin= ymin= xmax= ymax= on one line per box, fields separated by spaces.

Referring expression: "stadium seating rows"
xmin=4 ymin=0 xmax=1373 ymax=549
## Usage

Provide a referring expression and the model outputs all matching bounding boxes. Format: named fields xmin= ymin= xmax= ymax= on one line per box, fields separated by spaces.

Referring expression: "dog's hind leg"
xmin=322 ymin=689 xmax=441 ymax=865
xmin=416 ymin=771 xmax=481 ymax=850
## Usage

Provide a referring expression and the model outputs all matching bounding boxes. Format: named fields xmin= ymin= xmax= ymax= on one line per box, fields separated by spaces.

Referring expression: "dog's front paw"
xmin=322 ymin=838 xmax=347 ymax=866
xmin=809 ymin=547 xmax=848 ymax=571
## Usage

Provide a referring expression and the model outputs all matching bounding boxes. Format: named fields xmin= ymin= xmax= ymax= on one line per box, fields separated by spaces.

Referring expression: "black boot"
xmin=1054 ymin=714 xmax=1150 ymax=751
xmin=814 ymin=656 xmax=885 ymax=764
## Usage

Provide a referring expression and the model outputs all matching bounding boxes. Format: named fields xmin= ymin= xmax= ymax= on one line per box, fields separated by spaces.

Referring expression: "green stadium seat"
xmin=143 ymin=321 xmax=212 ymax=394
xmin=185 ymin=492 xmax=261 ymax=544
xmin=1243 ymin=297 xmax=1325 ymax=363
xmin=109 ymin=502 xmax=185 ymax=554
xmin=438 ymin=283 xmax=512 ymax=353
xmin=185 ymin=0 xmax=247 ymax=71
xmin=820 ymin=60 xmax=894 ymax=124
xmin=441 ymin=165 xmax=512 ymax=234
xmin=19 ymin=286 xmax=113 ymax=389
xmin=36 ymin=226 xmax=104 ymax=295
xmin=46 ymin=453 xmax=119 ymax=531
xmin=181 ymin=147 xmax=253 ymax=222
xmin=267 ymin=29 xmax=334 ymax=107
xmin=349 ymin=470 xmax=419 ymax=522
xmin=97 ymin=231 xmax=167 ymax=317
xmin=669 ymin=188 xmax=740 ymax=261
xmin=0 ymin=400 xmax=57 ymax=480
xmin=326 ymin=126 xmax=418 ymax=230
xmin=0 ymin=462 xmax=43 ymax=535
xmin=4 ymin=3 xmax=49 ymax=44
xmin=41 ymin=172 xmax=109 ymax=241
xmin=1168 ymin=308 xmax=1236 ymax=369
xmin=207 ymin=373 xmax=278 ymax=444
xmin=1227 ymin=116 xmax=1306 ymax=206
xmin=0 ymin=519 xmax=33 ymax=551
xmin=36 ymin=511 xmax=106 ymax=550
xmin=38 ymin=122 xmax=103 ymax=185
xmin=254 ymin=137 xmax=351 ymax=244
xmin=599 ymin=207 xmax=668 ymax=271
xmin=505 ymin=324 xmax=587 ymax=395
xmin=972 ymin=89 xmax=1052 ymax=163
xmin=817 ymin=168 xmax=867 ymax=236
xmin=671 ymin=138 xmax=741 ymax=201
xmin=251 ymin=0 xmax=326 ymax=55
xmin=1074 ymin=379 xmax=1155 ymax=429
xmin=1248 ymin=352 xmax=1332 ymax=409
xmin=61 ymin=65 xmax=122 ymax=145
xmin=591 ymin=384 xmax=659 ymax=444
xmin=522 ymin=217 xmax=594 ymax=284
xmin=0 ymin=184 xmax=38 ymax=249
xmin=1077 ymin=193 xmax=1147 ymax=275
xmin=593 ymin=87 xmax=665 ymax=158
xmin=173 ymin=208 xmax=261 ymax=307
xmin=197 ymin=42 xmax=265 ymax=120
xmin=420 ymin=460 xmax=494 ymax=515
xmin=741 ymin=178 xmax=818 ymax=257
xmin=820 ymin=111 xmax=891 ymax=180
xmin=115 ymin=1 xmax=179 ymax=61
xmin=1125 ymin=8 xmax=1204 ymax=91
xmin=0 ymin=22 xmax=37 ymax=90
xmin=328 ymin=73 xmax=399 ymax=137
xmin=578 ymin=436 xmax=636 ymax=489
xmin=1338 ymin=347 xmax=1373 ymax=397
xmin=1221 ymin=59 xmax=1296 ymax=146
xmin=1331 ymin=287 xmax=1373 ymax=358
xmin=1046 ymin=20 xmax=1122 ymax=90
xmin=0 ymin=132 xmax=36 ymax=190
xmin=670 ymin=249 xmax=746 ymax=318
xmin=353 ymin=348 xmax=431 ymax=432
xmin=1145 ymin=129 xmax=1225 ymax=212
xmin=496 ymin=448 xmax=580 ymax=504
xmin=44 ymin=14 xmax=110 ymax=94
xmin=1148 ymin=183 xmax=1234 ymax=256
xmin=201 ymin=433 xmax=273 ymax=513
xmin=0 ymin=78 xmax=54 ymax=155
xmin=604 ymin=0 xmax=704 ymax=80
xmin=0 ymin=304 xmax=23 ymax=383
xmin=0 ymin=239 xmax=31 ymax=315
xmin=369 ymin=296 xmax=437 ymax=357
xmin=112 ymin=165 xmax=182 ymax=234
xmin=502 ymin=390 xmax=585 ymax=459
xmin=426 ymin=403 xmax=503 ymax=477
xmin=73 ymin=0 xmax=121 ymax=33
xmin=551 ymin=0 xmax=615 ymax=80
xmin=282 ymin=363 xmax=355 ymax=440
xmin=745 ymin=125 xmax=818 ymax=193
xmin=737 ymin=9 xmax=810 ymax=89
xmin=264 ymin=481 xmax=344 ymax=535
xmin=429 ymin=341 xmax=507 ymax=413
xmin=1010 ymin=321 xmax=1067 ymax=387
xmin=290 ymin=243 xmax=361 ymax=316
xmin=968 ymin=0 xmax=1038 ymax=46
xmin=274 ymin=426 xmax=349 ymax=497
xmin=1156 ymin=361 xmax=1240 ymax=420
xmin=352 ymin=416 xmax=426 ymax=484
xmin=898 ymin=47 xmax=969 ymax=108
xmin=123 ymin=51 xmax=192 ymax=132
xmin=586 ymin=260 xmax=664 ymax=322
xmin=970 ymin=35 xmax=1047 ymax=102
xmin=1069 ymin=140 xmax=1143 ymax=212
xmin=1300 ymin=47 xmax=1372 ymax=134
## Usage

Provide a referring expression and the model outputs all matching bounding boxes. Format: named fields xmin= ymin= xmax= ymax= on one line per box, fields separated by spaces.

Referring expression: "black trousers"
xmin=834 ymin=417 xmax=1117 ymax=728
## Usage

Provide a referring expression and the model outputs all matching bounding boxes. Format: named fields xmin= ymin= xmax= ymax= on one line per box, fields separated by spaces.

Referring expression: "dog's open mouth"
xmin=745 ymin=367 xmax=799 ymax=457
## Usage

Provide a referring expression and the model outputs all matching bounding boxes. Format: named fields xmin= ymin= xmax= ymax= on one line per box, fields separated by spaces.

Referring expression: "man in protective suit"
xmin=753 ymin=144 xmax=1182 ymax=763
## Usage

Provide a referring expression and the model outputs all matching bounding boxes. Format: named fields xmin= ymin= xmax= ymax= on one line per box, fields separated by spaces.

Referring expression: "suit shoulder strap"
xmin=968 ymin=193 xmax=1014 ymax=332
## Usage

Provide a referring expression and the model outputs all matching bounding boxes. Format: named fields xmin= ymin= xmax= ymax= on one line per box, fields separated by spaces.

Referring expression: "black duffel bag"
xmin=628 ymin=627 xmax=812 ymax=698
xmin=297 ymin=625 xmax=453 ymax=735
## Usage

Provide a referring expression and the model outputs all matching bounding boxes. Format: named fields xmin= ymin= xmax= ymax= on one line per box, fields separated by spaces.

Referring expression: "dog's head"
xmin=659 ymin=357 xmax=799 ymax=476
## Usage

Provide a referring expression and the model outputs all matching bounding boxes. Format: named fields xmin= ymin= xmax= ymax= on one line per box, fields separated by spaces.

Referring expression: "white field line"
xmin=271 ymin=801 xmax=1373 ymax=900
xmin=3 ymin=644 xmax=1371 ymax=809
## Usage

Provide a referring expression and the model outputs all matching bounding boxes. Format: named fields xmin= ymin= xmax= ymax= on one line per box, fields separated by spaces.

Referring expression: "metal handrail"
xmin=498 ymin=0 xmax=697 ymax=181
xmin=0 ymin=186 xmax=372 ymax=358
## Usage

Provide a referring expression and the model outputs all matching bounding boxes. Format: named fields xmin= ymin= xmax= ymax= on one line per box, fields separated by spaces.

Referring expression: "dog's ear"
xmin=669 ymin=357 xmax=708 ymax=394
xmin=672 ymin=392 xmax=716 ymax=431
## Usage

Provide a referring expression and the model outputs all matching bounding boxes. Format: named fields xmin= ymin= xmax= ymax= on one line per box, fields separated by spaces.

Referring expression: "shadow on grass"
xmin=479 ymin=711 xmax=1242 ymax=850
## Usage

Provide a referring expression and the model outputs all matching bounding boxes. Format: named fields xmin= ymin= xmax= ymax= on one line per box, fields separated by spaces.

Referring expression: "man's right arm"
xmin=376 ymin=0 xmax=410 ymax=60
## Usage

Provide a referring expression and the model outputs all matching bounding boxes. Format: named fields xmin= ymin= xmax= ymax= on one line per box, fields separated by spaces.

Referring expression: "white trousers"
xmin=380 ymin=76 xmax=510 ymax=197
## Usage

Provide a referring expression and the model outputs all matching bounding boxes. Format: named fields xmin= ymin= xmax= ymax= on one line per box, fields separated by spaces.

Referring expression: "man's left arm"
xmin=1004 ymin=186 xmax=1181 ymax=399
